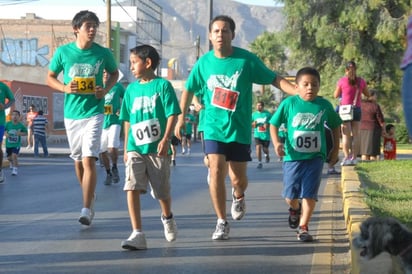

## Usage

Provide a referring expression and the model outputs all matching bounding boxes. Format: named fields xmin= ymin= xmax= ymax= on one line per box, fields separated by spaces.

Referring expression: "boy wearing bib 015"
xmin=46 ymin=10 xmax=119 ymax=226
xmin=119 ymin=45 xmax=181 ymax=250
xmin=270 ymin=67 xmax=341 ymax=242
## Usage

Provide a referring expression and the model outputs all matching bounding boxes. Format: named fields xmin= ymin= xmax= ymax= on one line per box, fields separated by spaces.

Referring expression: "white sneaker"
xmin=78 ymin=194 xmax=96 ymax=226
xmin=231 ymin=188 xmax=246 ymax=220
xmin=11 ymin=167 xmax=18 ymax=176
xmin=212 ymin=220 xmax=230 ymax=240
xmin=0 ymin=170 xmax=4 ymax=183
xmin=79 ymin=208 xmax=92 ymax=226
xmin=161 ymin=215 xmax=177 ymax=242
xmin=121 ymin=232 xmax=147 ymax=250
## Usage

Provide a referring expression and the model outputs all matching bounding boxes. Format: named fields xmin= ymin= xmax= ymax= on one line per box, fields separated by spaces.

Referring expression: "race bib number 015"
xmin=211 ymin=87 xmax=239 ymax=111
xmin=74 ymin=76 xmax=95 ymax=94
xmin=131 ymin=118 xmax=161 ymax=146
xmin=293 ymin=130 xmax=321 ymax=153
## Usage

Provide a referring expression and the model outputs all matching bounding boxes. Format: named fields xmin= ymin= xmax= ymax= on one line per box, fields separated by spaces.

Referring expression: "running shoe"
xmin=327 ymin=168 xmax=341 ymax=175
xmin=11 ymin=167 xmax=18 ymax=176
xmin=112 ymin=166 xmax=120 ymax=183
xmin=340 ymin=158 xmax=353 ymax=166
xmin=104 ymin=174 xmax=112 ymax=185
xmin=297 ymin=225 xmax=314 ymax=242
xmin=0 ymin=170 xmax=4 ymax=183
xmin=121 ymin=232 xmax=147 ymax=250
xmin=78 ymin=194 xmax=96 ymax=226
xmin=288 ymin=204 xmax=301 ymax=229
xmin=161 ymin=215 xmax=177 ymax=242
xmin=257 ymin=163 xmax=263 ymax=169
xmin=265 ymin=154 xmax=270 ymax=163
xmin=231 ymin=188 xmax=246 ymax=220
xmin=212 ymin=221 xmax=230 ymax=240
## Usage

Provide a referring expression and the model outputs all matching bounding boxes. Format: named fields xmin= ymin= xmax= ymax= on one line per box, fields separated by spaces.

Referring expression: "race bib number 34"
xmin=211 ymin=87 xmax=239 ymax=111
xmin=74 ymin=76 xmax=95 ymax=94
xmin=131 ymin=118 xmax=161 ymax=146
xmin=293 ymin=130 xmax=321 ymax=153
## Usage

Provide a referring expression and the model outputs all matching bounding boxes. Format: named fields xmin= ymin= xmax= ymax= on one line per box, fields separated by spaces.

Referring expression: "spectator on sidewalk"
xmin=359 ymin=90 xmax=385 ymax=161
xmin=383 ymin=124 xmax=396 ymax=160
xmin=26 ymin=104 xmax=38 ymax=149
xmin=5 ymin=110 xmax=27 ymax=176
xmin=33 ymin=110 xmax=49 ymax=158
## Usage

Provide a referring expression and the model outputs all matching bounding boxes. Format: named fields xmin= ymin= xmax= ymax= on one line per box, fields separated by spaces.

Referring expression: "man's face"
xmin=74 ymin=20 xmax=98 ymax=42
xmin=257 ymin=103 xmax=263 ymax=111
xmin=209 ymin=20 xmax=234 ymax=52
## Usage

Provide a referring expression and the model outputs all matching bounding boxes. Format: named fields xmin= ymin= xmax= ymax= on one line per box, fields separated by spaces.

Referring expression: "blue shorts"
xmin=204 ymin=140 xmax=252 ymax=162
xmin=282 ymin=157 xmax=323 ymax=200
xmin=6 ymin=147 xmax=20 ymax=157
xmin=0 ymin=125 xmax=4 ymax=143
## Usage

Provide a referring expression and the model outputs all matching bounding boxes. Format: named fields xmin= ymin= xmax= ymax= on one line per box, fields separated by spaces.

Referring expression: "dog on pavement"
xmin=353 ymin=216 xmax=412 ymax=273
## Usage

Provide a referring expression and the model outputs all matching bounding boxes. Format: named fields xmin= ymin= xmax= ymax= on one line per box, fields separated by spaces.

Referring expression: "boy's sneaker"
xmin=327 ymin=168 xmax=341 ymax=175
xmin=11 ymin=167 xmax=18 ymax=176
xmin=121 ymin=232 xmax=147 ymax=250
xmin=231 ymin=188 xmax=246 ymax=220
xmin=112 ymin=166 xmax=120 ymax=183
xmin=257 ymin=162 xmax=263 ymax=169
xmin=297 ymin=225 xmax=314 ymax=242
xmin=288 ymin=205 xmax=301 ymax=229
xmin=161 ymin=215 xmax=177 ymax=242
xmin=0 ymin=170 xmax=4 ymax=183
xmin=104 ymin=174 xmax=112 ymax=185
xmin=265 ymin=154 xmax=270 ymax=163
xmin=212 ymin=220 xmax=230 ymax=240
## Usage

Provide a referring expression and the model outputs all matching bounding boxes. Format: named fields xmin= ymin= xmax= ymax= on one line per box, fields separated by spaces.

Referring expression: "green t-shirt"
xmin=119 ymin=77 xmax=181 ymax=154
xmin=252 ymin=109 xmax=272 ymax=141
xmin=5 ymin=121 xmax=27 ymax=148
xmin=185 ymin=47 xmax=276 ymax=145
xmin=269 ymin=95 xmax=342 ymax=161
xmin=0 ymin=82 xmax=15 ymax=125
xmin=184 ymin=113 xmax=196 ymax=135
xmin=103 ymin=82 xmax=125 ymax=128
xmin=49 ymin=42 xmax=118 ymax=119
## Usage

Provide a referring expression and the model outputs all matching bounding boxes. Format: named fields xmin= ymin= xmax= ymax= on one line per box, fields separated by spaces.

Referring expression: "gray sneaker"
xmin=161 ymin=215 xmax=177 ymax=242
xmin=0 ymin=169 xmax=4 ymax=183
xmin=212 ymin=221 xmax=230 ymax=240
xmin=231 ymin=188 xmax=246 ymax=220
xmin=121 ymin=232 xmax=147 ymax=250
xmin=104 ymin=174 xmax=112 ymax=185
xmin=111 ymin=166 xmax=120 ymax=183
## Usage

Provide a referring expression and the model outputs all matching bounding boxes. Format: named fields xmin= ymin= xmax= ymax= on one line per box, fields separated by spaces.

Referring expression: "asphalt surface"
xmin=0 ymin=141 xmax=350 ymax=274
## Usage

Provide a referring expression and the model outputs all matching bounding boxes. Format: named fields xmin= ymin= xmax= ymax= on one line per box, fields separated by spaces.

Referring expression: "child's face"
xmin=11 ymin=112 xmax=20 ymax=122
xmin=389 ymin=127 xmax=395 ymax=135
xmin=295 ymin=74 xmax=320 ymax=101
xmin=129 ymin=53 xmax=148 ymax=79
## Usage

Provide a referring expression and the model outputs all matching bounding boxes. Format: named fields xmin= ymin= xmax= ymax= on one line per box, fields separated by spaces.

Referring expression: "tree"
xmin=276 ymin=0 xmax=409 ymax=121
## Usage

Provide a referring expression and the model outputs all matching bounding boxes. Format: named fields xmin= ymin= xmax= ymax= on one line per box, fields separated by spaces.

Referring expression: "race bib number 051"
xmin=131 ymin=118 xmax=161 ymax=146
xmin=74 ymin=76 xmax=95 ymax=94
xmin=211 ymin=87 xmax=239 ymax=111
xmin=293 ymin=130 xmax=321 ymax=153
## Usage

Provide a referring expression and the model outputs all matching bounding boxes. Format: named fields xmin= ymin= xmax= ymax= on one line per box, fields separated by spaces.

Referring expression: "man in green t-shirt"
xmin=0 ymin=81 xmax=15 ymax=183
xmin=46 ymin=10 xmax=119 ymax=226
xmin=175 ymin=15 xmax=296 ymax=240
xmin=252 ymin=101 xmax=272 ymax=169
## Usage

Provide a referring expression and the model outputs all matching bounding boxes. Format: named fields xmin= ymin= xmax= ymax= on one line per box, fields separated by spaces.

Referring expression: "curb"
xmin=341 ymin=165 xmax=404 ymax=274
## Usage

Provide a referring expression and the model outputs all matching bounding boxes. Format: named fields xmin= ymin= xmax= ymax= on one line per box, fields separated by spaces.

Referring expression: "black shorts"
xmin=171 ymin=136 xmax=180 ymax=146
xmin=254 ymin=138 xmax=270 ymax=148
xmin=204 ymin=140 xmax=252 ymax=162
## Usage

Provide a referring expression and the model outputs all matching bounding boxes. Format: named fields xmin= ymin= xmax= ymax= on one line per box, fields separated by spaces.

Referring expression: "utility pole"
xmin=106 ymin=0 xmax=111 ymax=50
xmin=205 ymin=0 xmax=213 ymax=51
xmin=196 ymin=35 xmax=200 ymax=61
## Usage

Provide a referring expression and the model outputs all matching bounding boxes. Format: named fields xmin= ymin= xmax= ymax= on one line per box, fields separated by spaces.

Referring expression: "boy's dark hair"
xmin=257 ymin=101 xmax=264 ymax=107
xmin=72 ymin=10 xmax=100 ymax=29
xmin=209 ymin=15 xmax=236 ymax=33
xmin=130 ymin=45 xmax=160 ymax=71
xmin=12 ymin=110 xmax=20 ymax=116
xmin=386 ymin=124 xmax=395 ymax=133
xmin=295 ymin=67 xmax=321 ymax=85
xmin=38 ymin=110 xmax=44 ymax=115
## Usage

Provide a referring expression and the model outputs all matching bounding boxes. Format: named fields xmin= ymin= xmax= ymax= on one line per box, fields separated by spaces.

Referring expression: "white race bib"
xmin=293 ymin=130 xmax=321 ymax=153
xmin=131 ymin=118 xmax=161 ymax=146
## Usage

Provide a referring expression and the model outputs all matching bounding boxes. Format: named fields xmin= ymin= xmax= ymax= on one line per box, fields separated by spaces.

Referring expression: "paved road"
xmin=0 ymin=142 xmax=349 ymax=274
